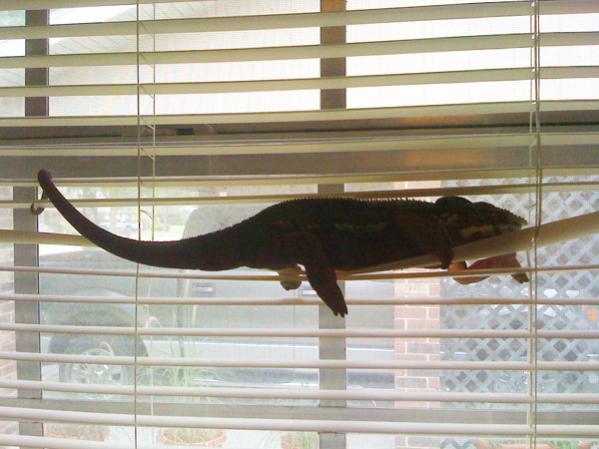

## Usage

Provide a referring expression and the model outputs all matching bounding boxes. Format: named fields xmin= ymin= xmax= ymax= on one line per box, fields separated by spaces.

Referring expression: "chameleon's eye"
xmin=438 ymin=213 xmax=457 ymax=225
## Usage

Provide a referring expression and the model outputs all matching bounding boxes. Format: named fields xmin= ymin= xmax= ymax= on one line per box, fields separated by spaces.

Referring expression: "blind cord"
xmin=134 ymin=1 xmax=141 ymax=448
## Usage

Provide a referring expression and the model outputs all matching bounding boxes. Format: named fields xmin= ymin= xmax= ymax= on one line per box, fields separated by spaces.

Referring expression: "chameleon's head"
xmin=434 ymin=196 xmax=527 ymax=246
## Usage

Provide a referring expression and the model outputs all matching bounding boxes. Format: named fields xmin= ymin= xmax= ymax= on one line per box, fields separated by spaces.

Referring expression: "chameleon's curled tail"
xmin=37 ymin=169 xmax=231 ymax=270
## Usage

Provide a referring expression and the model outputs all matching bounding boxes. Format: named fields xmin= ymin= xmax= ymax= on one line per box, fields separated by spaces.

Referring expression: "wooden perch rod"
xmin=0 ymin=210 xmax=598 ymax=275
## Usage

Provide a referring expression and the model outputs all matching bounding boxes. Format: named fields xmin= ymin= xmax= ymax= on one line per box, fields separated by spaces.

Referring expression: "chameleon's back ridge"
xmin=37 ymin=169 xmax=526 ymax=316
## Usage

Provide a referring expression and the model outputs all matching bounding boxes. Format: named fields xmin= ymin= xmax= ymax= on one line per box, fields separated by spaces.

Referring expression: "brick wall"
xmin=394 ymin=284 xmax=441 ymax=449
xmin=393 ymin=183 xmax=442 ymax=449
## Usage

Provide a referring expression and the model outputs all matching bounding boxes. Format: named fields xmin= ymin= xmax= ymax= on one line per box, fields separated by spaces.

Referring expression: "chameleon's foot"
xmin=302 ymin=260 xmax=347 ymax=316
xmin=278 ymin=266 xmax=302 ymax=290
xmin=450 ymin=253 xmax=528 ymax=285
xmin=446 ymin=261 xmax=479 ymax=285
xmin=281 ymin=279 xmax=302 ymax=290
xmin=504 ymin=254 xmax=529 ymax=283
xmin=308 ymin=275 xmax=347 ymax=317
xmin=293 ymin=234 xmax=347 ymax=316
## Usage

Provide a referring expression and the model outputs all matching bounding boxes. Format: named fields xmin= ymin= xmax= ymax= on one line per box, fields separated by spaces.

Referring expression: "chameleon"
xmin=37 ymin=169 xmax=527 ymax=316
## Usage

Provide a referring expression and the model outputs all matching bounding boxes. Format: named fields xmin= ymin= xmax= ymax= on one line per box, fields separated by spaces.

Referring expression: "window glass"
xmin=48 ymin=2 xmax=320 ymax=116
xmin=0 ymin=11 xmax=24 ymax=116
xmin=0 ymin=187 xmax=15 ymax=407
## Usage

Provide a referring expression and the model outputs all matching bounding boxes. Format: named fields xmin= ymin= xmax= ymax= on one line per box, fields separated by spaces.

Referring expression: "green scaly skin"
xmin=38 ymin=169 xmax=526 ymax=316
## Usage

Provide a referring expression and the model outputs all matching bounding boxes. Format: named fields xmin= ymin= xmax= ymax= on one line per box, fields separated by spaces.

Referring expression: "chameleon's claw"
xmin=308 ymin=272 xmax=347 ymax=317
xmin=512 ymin=272 xmax=529 ymax=284
xmin=437 ymin=247 xmax=454 ymax=270
xmin=316 ymin=282 xmax=347 ymax=317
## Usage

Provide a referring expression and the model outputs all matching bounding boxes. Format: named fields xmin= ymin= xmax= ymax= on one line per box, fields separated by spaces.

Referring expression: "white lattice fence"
xmin=439 ymin=178 xmax=599 ymax=449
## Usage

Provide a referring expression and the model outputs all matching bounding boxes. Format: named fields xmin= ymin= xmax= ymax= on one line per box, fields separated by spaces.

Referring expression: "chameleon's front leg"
xmin=396 ymin=211 xmax=454 ymax=269
xmin=449 ymin=253 xmax=529 ymax=285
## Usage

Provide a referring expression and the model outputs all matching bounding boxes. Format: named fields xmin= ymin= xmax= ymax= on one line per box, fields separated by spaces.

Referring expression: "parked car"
xmin=39 ymin=203 xmax=396 ymax=393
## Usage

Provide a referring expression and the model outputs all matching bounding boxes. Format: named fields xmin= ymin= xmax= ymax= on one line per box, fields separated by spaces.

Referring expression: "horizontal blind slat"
xmin=2 ymin=66 xmax=598 ymax=98
xmin=1 ymin=167 xmax=597 ymax=188
xmin=0 ymin=264 xmax=597 ymax=282
xmin=0 ymin=0 xmax=595 ymax=14
xmin=4 ymin=182 xmax=599 ymax=209
xmin=0 ymin=4 xmax=530 ymax=39
xmin=4 ymin=293 xmax=599 ymax=307
xmin=2 ymin=323 xmax=599 ymax=339
xmin=0 ymin=0 xmax=191 ymax=10
xmin=1 ymin=168 xmax=597 ymax=188
xmin=1 ymin=181 xmax=597 ymax=209
xmin=3 ymin=32 xmax=597 ymax=70
xmin=0 ymin=133 xmax=537 ymax=156
xmin=3 ymin=379 xmax=599 ymax=403
xmin=2 ymin=351 xmax=598 ymax=370
xmin=1 ymin=132 xmax=598 ymax=157
xmin=2 ymin=100 xmax=599 ymax=127
xmin=2 ymin=1 xmax=598 ymax=39
xmin=2 ymin=406 xmax=599 ymax=436
xmin=0 ymin=435 xmax=127 ymax=449
xmin=0 ymin=69 xmax=538 ymax=97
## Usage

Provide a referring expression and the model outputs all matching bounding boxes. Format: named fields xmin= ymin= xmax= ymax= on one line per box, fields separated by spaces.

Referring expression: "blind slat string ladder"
xmin=529 ymin=1 xmax=542 ymax=449
xmin=0 ymin=1 xmax=599 ymax=448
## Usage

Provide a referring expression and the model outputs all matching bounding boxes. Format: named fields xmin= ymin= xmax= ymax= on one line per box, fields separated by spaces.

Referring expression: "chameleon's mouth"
xmin=459 ymin=210 xmax=526 ymax=240
xmin=496 ymin=223 xmax=524 ymax=234
xmin=459 ymin=223 xmax=522 ymax=240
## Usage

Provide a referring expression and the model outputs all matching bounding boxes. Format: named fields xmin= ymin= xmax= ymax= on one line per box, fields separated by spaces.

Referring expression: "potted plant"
xmin=157 ymin=339 xmax=226 ymax=447
xmin=281 ymin=432 xmax=319 ymax=449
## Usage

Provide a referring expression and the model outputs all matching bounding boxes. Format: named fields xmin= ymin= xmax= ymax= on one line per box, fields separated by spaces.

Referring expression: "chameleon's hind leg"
xmin=255 ymin=232 xmax=347 ymax=317
xmin=277 ymin=265 xmax=302 ymax=290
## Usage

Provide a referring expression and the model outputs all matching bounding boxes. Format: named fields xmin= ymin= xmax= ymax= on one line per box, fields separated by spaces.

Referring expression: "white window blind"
xmin=0 ymin=1 xmax=599 ymax=449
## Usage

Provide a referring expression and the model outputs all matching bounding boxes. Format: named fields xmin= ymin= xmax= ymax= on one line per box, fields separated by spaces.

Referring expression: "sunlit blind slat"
xmin=2 ymin=32 xmax=598 ymax=69
xmin=1 ymin=66 xmax=598 ymax=97
xmin=3 ymin=1 xmax=599 ymax=40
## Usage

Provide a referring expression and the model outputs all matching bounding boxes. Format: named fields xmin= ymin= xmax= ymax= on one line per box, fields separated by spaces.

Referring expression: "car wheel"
xmin=58 ymin=335 xmax=147 ymax=389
